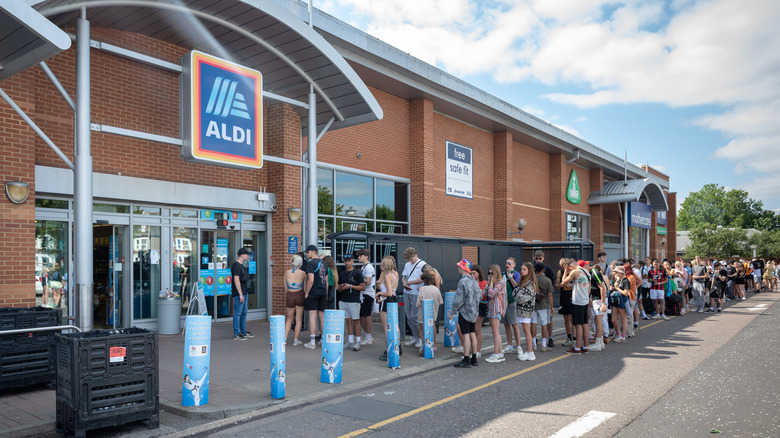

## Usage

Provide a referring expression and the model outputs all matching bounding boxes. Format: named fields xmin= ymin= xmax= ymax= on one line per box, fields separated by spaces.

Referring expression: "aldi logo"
xmin=181 ymin=51 xmax=263 ymax=169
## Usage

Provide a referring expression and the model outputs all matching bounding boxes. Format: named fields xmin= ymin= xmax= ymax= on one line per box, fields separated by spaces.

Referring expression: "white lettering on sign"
xmin=631 ymin=213 xmax=652 ymax=227
xmin=205 ymin=120 xmax=251 ymax=145
xmin=446 ymin=141 xmax=473 ymax=200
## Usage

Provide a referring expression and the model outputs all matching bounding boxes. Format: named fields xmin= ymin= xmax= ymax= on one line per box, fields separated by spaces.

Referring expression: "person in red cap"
xmin=560 ymin=259 xmax=591 ymax=353
xmin=451 ymin=259 xmax=481 ymax=368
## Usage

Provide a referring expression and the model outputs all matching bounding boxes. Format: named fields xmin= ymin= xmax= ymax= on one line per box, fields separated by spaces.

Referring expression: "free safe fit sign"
xmin=446 ymin=141 xmax=473 ymax=199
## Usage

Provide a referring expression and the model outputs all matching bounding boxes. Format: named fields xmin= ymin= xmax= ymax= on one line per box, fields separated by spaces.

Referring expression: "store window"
xmin=173 ymin=227 xmax=197 ymax=315
xmin=35 ymin=221 xmax=68 ymax=308
xmin=566 ymin=212 xmax=590 ymax=241
xmin=133 ymin=225 xmax=161 ymax=320
xmin=317 ymin=169 xmax=409 ymax=252
xmin=631 ymin=227 xmax=646 ymax=260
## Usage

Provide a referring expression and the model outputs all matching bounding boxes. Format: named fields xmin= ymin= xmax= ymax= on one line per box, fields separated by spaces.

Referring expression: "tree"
xmin=683 ymin=223 xmax=749 ymax=259
xmin=678 ymin=184 xmax=780 ymax=231
xmin=748 ymin=230 xmax=780 ymax=260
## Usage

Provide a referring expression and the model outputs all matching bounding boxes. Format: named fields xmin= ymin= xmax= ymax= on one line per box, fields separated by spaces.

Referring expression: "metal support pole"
xmin=623 ymin=202 xmax=629 ymax=259
xmin=75 ymin=13 xmax=94 ymax=332
xmin=306 ymin=86 xmax=318 ymax=248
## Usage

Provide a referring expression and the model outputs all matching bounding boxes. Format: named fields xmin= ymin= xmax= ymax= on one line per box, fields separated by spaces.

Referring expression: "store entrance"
xmin=93 ymin=225 xmax=129 ymax=329
xmin=200 ymin=230 xmax=238 ymax=321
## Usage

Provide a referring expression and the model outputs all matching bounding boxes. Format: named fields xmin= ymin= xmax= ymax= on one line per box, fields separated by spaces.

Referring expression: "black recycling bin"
xmin=55 ymin=328 xmax=159 ymax=438
xmin=0 ymin=306 xmax=61 ymax=390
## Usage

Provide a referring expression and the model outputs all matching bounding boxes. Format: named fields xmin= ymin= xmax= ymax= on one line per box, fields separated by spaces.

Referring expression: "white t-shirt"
xmin=402 ymin=259 xmax=427 ymax=295
xmin=361 ymin=263 xmax=376 ymax=298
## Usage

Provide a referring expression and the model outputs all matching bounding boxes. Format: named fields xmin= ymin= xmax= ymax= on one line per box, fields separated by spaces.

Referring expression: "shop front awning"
xmin=0 ymin=1 xmax=71 ymax=80
xmin=587 ymin=179 xmax=668 ymax=211
xmin=31 ymin=0 xmax=382 ymax=133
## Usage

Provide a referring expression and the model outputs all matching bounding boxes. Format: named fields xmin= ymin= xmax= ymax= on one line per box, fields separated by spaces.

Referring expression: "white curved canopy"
xmin=587 ymin=179 xmax=668 ymax=211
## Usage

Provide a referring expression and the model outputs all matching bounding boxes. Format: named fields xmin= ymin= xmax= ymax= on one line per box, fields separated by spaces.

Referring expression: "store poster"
xmin=269 ymin=315 xmax=286 ymax=399
xmin=444 ymin=292 xmax=460 ymax=347
xmin=445 ymin=140 xmax=473 ymax=199
xmin=387 ymin=303 xmax=400 ymax=369
xmin=216 ymin=239 xmax=231 ymax=295
xmin=320 ymin=309 xmax=344 ymax=384
xmin=182 ymin=315 xmax=211 ymax=406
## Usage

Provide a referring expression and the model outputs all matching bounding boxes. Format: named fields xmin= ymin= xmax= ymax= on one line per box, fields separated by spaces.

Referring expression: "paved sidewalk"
xmin=0 ymin=316 xmax=488 ymax=437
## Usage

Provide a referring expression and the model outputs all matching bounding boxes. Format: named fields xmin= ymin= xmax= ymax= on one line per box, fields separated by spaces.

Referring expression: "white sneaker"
xmin=652 ymin=314 xmax=661 ymax=319
xmin=303 ymin=341 xmax=316 ymax=349
xmin=502 ymin=345 xmax=515 ymax=353
xmin=661 ymin=314 xmax=670 ymax=320
xmin=414 ymin=339 xmax=423 ymax=349
xmin=485 ymin=353 xmax=505 ymax=363
xmin=680 ymin=309 xmax=686 ymax=315
xmin=517 ymin=351 xmax=528 ymax=361
xmin=360 ymin=337 xmax=373 ymax=345
xmin=293 ymin=339 xmax=303 ymax=346
xmin=404 ymin=338 xmax=417 ymax=347
xmin=562 ymin=339 xmax=574 ymax=347
xmin=452 ymin=345 xmax=464 ymax=353
xmin=526 ymin=352 xmax=536 ymax=361
xmin=742 ymin=297 xmax=746 ymax=301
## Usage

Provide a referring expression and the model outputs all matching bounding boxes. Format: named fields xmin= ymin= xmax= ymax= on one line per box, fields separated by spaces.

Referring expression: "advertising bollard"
xmin=269 ymin=315 xmax=286 ymax=399
xmin=321 ymin=309 xmax=344 ymax=384
xmin=444 ymin=292 xmax=460 ymax=347
xmin=387 ymin=302 xmax=400 ymax=369
xmin=182 ymin=315 xmax=211 ymax=406
xmin=423 ymin=299 xmax=435 ymax=358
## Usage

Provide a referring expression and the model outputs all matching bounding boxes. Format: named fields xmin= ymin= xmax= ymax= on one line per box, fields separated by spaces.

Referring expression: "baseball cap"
xmin=457 ymin=259 xmax=472 ymax=271
xmin=237 ymin=248 xmax=249 ymax=256
xmin=305 ymin=244 xmax=318 ymax=253
xmin=577 ymin=260 xmax=588 ymax=268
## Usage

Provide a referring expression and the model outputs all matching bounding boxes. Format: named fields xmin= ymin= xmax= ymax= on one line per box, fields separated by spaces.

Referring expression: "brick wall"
xmin=549 ymin=154 xmax=565 ymax=241
xmin=513 ymin=142 xmax=551 ymax=241
xmin=589 ymin=168 xmax=604 ymax=253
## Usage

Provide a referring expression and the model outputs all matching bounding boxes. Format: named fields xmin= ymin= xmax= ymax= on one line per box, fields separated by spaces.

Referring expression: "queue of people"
xmin=280 ymin=245 xmax=777 ymax=367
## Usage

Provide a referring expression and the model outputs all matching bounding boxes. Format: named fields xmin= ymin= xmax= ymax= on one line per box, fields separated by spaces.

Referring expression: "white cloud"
xmin=574 ymin=116 xmax=588 ymax=123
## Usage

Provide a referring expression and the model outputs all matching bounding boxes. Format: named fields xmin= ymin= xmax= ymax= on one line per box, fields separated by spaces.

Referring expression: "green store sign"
xmin=657 ymin=226 xmax=667 ymax=235
xmin=566 ymin=169 xmax=581 ymax=204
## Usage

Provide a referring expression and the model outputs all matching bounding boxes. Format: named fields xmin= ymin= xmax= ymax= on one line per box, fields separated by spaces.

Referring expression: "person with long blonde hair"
xmin=514 ymin=262 xmax=538 ymax=361
xmin=284 ymin=254 xmax=307 ymax=345
xmin=483 ymin=264 xmax=507 ymax=363
xmin=376 ymin=255 xmax=400 ymax=362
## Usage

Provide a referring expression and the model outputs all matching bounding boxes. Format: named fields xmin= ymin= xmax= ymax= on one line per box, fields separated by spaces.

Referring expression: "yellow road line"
xmin=339 ymin=354 xmax=570 ymax=437
xmin=340 ymin=316 xmax=673 ymax=437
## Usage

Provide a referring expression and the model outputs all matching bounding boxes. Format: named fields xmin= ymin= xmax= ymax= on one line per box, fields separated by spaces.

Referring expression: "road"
xmin=164 ymin=291 xmax=779 ymax=438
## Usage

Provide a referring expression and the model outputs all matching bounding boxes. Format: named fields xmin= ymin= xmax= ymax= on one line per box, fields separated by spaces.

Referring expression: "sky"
xmin=314 ymin=0 xmax=780 ymax=212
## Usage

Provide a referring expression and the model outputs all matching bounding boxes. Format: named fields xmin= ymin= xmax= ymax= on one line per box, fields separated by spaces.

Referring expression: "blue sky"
xmin=315 ymin=0 xmax=780 ymax=212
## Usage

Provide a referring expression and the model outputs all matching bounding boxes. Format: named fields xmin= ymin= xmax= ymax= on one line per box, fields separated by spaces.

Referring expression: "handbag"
xmin=535 ymin=292 xmax=547 ymax=302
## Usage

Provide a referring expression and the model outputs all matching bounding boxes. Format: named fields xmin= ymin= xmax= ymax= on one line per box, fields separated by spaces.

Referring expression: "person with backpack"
xmin=611 ymin=266 xmax=630 ymax=342
xmin=451 ymin=259 xmax=481 ymax=368
xmin=561 ymin=260 xmax=591 ymax=354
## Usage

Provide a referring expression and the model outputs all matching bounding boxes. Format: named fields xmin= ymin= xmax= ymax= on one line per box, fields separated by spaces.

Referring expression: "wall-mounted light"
xmin=287 ymin=208 xmax=302 ymax=223
xmin=5 ymin=181 xmax=30 ymax=204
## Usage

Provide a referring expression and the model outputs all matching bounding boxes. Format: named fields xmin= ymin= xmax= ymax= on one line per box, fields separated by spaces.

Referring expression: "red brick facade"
xmin=0 ymin=26 xmax=675 ymax=314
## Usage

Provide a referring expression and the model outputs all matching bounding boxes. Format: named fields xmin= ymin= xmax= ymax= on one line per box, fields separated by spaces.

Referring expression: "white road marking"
xmin=548 ymin=410 xmax=616 ymax=438
xmin=748 ymin=304 xmax=768 ymax=312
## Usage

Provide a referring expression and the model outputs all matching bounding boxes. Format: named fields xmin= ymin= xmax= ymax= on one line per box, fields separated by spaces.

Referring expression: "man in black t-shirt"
xmin=303 ymin=245 xmax=327 ymax=349
xmin=752 ymin=259 xmax=765 ymax=292
xmin=231 ymin=248 xmax=252 ymax=340
xmin=534 ymin=250 xmax=556 ymax=348
xmin=338 ymin=254 xmax=365 ymax=351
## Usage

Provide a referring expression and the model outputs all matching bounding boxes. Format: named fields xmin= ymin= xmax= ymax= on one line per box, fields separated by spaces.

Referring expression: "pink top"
xmin=486 ymin=281 xmax=507 ymax=318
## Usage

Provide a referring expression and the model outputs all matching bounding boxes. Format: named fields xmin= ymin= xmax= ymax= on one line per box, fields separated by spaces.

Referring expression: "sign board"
xmin=182 ymin=315 xmax=211 ymax=406
xmin=288 ymin=236 xmax=298 ymax=254
xmin=656 ymin=210 xmax=668 ymax=225
xmin=445 ymin=141 xmax=473 ymax=199
xmin=566 ymin=169 xmax=581 ymax=204
xmin=657 ymin=226 xmax=667 ymax=235
xmin=628 ymin=202 xmax=652 ymax=229
xmin=181 ymin=50 xmax=263 ymax=169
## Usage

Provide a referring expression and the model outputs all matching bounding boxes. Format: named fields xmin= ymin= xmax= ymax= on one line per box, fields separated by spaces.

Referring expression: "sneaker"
xmin=741 ymin=297 xmax=746 ymax=301
xmin=680 ymin=309 xmax=686 ymax=315
xmin=642 ymin=315 xmax=651 ymax=320
xmin=485 ymin=353 xmax=505 ymax=363
xmin=404 ymin=338 xmax=417 ymax=347
xmin=317 ymin=339 xmax=323 ymax=346
xmin=581 ymin=348 xmax=588 ymax=354
xmin=614 ymin=336 xmax=625 ymax=343
xmin=303 ymin=341 xmax=316 ymax=349
xmin=564 ymin=348 xmax=580 ymax=354
xmin=706 ymin=308 xmax=715 ymax=313
xmin=726 ymin=298 xmax=732 ymax=301
xmin=414 ymin=339 xmax=423 ymax=349
xmin=634 ymin=322 xmax=639 ymax=329
xmin=360 ymin=337 xmax=373 ymax=346
xmin=526 ymin=352 xmax=536 ymax=361
xmin=243 ymin=331 xmax=255 ymax=338
xmin=502 ymin=345 xmax=516 ymax=354
xmin=562 ymin=339 xmax=574 ymax=347
xmin=661 ymin=314 xmax=670 ymax=320
xmin=346 ymin=342 xmax=355 ymax=350
xmin=717 ymin=308 xmax=722 ymax=313
xmin=293 ymin=339 xmax=303 ymax=346
xmin=540 ymin=345 xmax=551 ymax=352
xmin=233 ymin=334 xmax=246 ymax=341
xmin=454 ymin=359 xmax=471 ymax=368
xmin=548 ymin=338 xmax=555 ymax=348
xmin=452 ymin=345 xmax=464 ymax=353
xmin=352 ymin=343 xmax=361 ymax=352
xmin=517 ymin=352 xmax=528 ymax=361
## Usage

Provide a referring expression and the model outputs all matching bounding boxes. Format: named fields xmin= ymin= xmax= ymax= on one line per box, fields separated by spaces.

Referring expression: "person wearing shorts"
xmin=588 ymin=264 xmax=608 ymax=351
xmin=556 ymin=258 xmax=575 ymax=346
xmin=357 ymin=249 xmax=376 ymax=345
xmin=452 ymin=259 xmax=480 ymax=368
xmin=648 ymin=258 xmax=669 ymax=320
xmin=709 ymin=268 xmax=727 ymax=313
xmin=501 ymin=258 xmax=523 ymax=354
xmin=561 ymin=260 xmax=591 ymax=354
xmin=303 ymin=245 xmax=328 ymax=349
xmin=338 ymin=254 xmax=365 ymax=351
xmin=284 ymin=254 xmax=307 ymax=345
xmin=532 ymin=262 xmax=554 ymax=352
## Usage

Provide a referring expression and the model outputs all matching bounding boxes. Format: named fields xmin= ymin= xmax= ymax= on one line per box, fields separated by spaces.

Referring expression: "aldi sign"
xmin=181 ymin=51 xmax=263 ymax=169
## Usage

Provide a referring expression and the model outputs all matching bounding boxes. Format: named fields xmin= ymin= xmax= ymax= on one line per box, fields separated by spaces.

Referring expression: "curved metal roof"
xmin=587 ymin=179 xmax=668 ymax=211
xmin=31 ymin=0 xmax=382 ymax=133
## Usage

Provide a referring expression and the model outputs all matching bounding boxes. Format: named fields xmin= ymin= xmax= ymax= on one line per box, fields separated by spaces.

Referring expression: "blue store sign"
xmin=628 ymin=202 xmax=652 ymax=230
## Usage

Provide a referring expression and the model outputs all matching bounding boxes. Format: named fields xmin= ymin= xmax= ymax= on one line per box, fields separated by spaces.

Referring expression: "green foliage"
xmin=684 ymin=223 xmax=749 ymax=259
xmin=678 ymin=184 xmax=780 ymax=232
xmin=748 ymin=231 xmax=780 ymax=260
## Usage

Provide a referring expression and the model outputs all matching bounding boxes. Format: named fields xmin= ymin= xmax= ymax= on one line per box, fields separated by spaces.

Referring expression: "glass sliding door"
xmin=199 ymin=230 xmax=237 ymax=320
xmin=242 ymin=230 xmax=266 ymax=311
xmin=133 ymin=225 xmax=161 ymax=320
